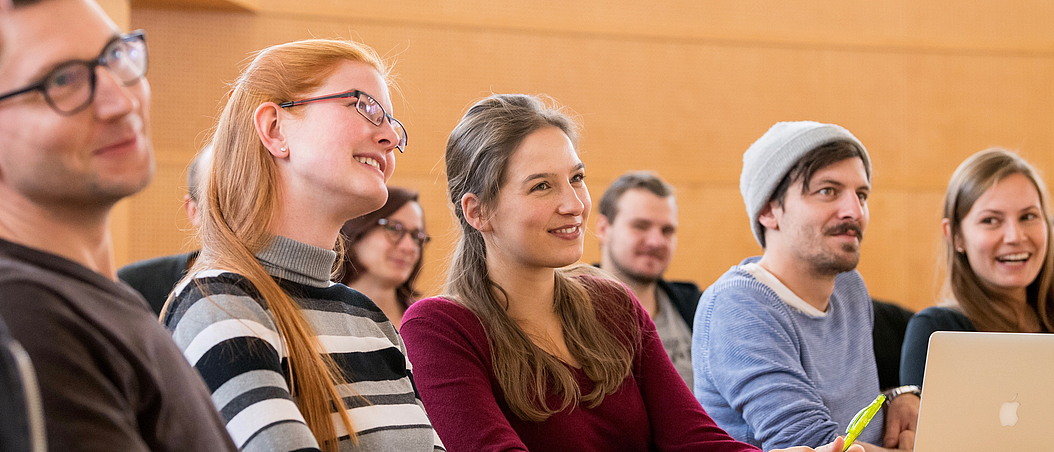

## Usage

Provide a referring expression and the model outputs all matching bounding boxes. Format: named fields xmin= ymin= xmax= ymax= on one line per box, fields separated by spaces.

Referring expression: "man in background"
xmin=596 ymin=171 xmax=701 ymax=387
xmin=0 ymin=1 xmax=235 ymax=449
xmin=119 ymin=144 xmax=210 ymax=314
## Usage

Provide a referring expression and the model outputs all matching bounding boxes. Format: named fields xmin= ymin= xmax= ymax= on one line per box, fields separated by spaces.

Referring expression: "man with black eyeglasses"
xmin=0 ymin=1 xmax=236 ymax=451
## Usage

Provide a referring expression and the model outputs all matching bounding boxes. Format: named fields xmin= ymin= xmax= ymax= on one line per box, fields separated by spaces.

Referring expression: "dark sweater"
xmin=871 ymin=299 xmax=915 ymax=389
xmin=899 ymin=306 xmax=975 ymax=387
xmin=118 ymin=251 xmax=198 ymax=315
xmin=0 ymin=238 xmax=236 ymax=452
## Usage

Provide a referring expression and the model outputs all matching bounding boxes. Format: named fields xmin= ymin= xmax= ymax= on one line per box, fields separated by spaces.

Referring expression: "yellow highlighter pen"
xmin=843 ymin=394 xmax=885 ymax=451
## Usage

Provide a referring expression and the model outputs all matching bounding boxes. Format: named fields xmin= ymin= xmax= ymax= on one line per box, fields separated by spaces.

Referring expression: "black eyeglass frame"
xmin=0 ymin=30 xmax=148 ymax=116
xmin=376 ymin=218 xmax=430 ymax=247
xmin=278 ymin=89 xmax=407 ymax=153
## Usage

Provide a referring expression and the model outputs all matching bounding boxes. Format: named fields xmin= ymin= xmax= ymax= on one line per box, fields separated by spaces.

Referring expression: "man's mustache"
xmin=636 ymin=248 xmax=669 ymax=259
xmin=824 ymin=222 xmax=863 ymax=238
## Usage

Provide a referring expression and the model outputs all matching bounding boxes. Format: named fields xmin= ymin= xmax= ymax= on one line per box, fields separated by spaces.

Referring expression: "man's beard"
xmin=807 ymin=222 xmax=863 ymax=276
xmin=609 ymin=251 xmax=665 ymax=286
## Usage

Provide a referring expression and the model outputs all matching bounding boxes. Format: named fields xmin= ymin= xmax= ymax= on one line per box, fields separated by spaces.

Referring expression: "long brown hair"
xmin=337 ymin=186 xmax=425 ymax=309
xmin=943 ymin=148 xmax=1054 ymax=332
xmin=444 ymin=94 xmax=640 ymax=422
xmin=171 ymin=39 xmax=390 ymax=451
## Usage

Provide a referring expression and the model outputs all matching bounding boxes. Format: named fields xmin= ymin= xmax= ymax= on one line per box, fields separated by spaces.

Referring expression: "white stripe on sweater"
xmin=183 ymin=318 xmax=282 ymax=365
xmin=317 ymin=334 xmax=397 ymax=354
xmin=335 ymin=403 xmax=436 ymax=437
xmin=227 ymin=398 xmax=309 ymax=448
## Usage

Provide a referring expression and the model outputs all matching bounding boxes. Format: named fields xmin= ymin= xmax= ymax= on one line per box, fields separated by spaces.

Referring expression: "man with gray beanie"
xmin=692 ymin=121 xmax=918 ymax=451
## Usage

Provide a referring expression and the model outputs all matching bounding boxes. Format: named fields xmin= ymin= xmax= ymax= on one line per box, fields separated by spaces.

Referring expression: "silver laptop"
xmin=913 ymin=331 xmax=1054 ymax=451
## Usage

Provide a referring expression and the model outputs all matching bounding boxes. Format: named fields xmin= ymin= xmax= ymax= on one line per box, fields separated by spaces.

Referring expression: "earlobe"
xmin=758 ymin=202 xmax=780 ymax=231
xmin=941 ymin=218 xmax=963 ymax=252
xmin=253 ymin=102 xmax=288 ymax=158
xmin=183 ymin=194 xmax=202 ymax=229
xmin=461 ymin=193 xmax=491 ymax=232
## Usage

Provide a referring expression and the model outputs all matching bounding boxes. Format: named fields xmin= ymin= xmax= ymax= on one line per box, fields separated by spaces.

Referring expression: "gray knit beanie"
xmin=740 ymin=121 xmax=870 ymax=247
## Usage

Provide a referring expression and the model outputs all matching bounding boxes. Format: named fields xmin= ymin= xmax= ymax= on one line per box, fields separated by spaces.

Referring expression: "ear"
xmin=253 ymin=102 xmax=288 ymax=159
xmin=941 ymin=218 xmax=962 ymax=252
xmin=758 ymin=201 xmax=780 ymax=231
xmin=461 ymin=192 xmax=491 ymax=232
xmin=182 ymin=194 xmax=201 ymax=229
xmin=595 ymin=215 xmax=611 ymax=243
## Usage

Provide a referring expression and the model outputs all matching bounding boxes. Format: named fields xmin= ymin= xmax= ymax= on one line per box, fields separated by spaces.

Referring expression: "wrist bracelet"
xmin=881 ymin=385 xmax=921 ymax=405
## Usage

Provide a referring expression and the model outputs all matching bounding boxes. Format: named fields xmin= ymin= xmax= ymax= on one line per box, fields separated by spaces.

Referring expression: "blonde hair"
xmin=171 ymin=39 xmax=388 ymax=451
xmin=443 ymin=94 xmax=640 ymax=421
xmin=943 ymin=148 xmax=1054 ymax=332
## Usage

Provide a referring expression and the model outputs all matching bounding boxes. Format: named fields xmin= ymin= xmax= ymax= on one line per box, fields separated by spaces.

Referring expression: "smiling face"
xmin=277 ymin=59 xmax=397 ymax=220
xmin=351 ymin=201 xmax=425 ymax=289
xmin=597 ymin=188 xmax=677 ymax=285
xmin=483 ymin=126 xmax=590 ymax=272
xmin=0 ymin=0 xmax=154 ymax=211
xmin=953 ymin=173 xmax=1049 ymax=301
xmin=763 ymin=157 xmax=871 ymax=276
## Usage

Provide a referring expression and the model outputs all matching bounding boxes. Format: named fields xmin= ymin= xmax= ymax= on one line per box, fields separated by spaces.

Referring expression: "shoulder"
xmin=0 ymin=258 xmax=70 ymax=299
xmin=910 ymin=306 xmax=974 ymax=330
xmin=575 ymin=273 xmax=631 ymax=297
xmin=403 ymin=296 xmax=482 ymax=331
xmin=164 ymin=270 xmax=279 ymax=346
xmin=696 ymin=266 xmax=801 ymax=343
xmin=0 ymin=253 xmax=88 ymax=297
xmin=401 ymin=296 xmax=491 ymax=359
xmin=117 ymin=252 xmax=193 ymax=280
xmin=873 ymin=298 xmax=915 ymax=322
xmin=571 ymin=274 xmax=644 ymax=323
xmin=0 ymin=254 xmax=145 ymax=328
xmin=0 ymin=273 xmax=88 ymax=346
xmin=658 ymin=279 xmax=702 ymax=302
xmin=701 ymin=264 xmax=774 ymax=309
xmin=301 ymin=282 xmax=390 ymax=325
xmin=834 ymin=269 xmax=869 ymax=293
xmin=406 ymin=295 xmax=472 ymax=316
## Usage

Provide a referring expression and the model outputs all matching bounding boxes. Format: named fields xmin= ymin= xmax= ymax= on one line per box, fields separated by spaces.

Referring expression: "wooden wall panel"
xmin=253 ymin=0 xmax=1054 ymax=52
xmin=127 ymin=2 xmax=1054 ymax=313
xmin=127 ymin=154 xmax=199 ymax=260
xmin=858 ymin=190 xmax=947 ymax=306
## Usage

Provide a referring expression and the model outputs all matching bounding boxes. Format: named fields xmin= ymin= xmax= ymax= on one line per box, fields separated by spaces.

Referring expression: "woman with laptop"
xmin=900 ymin=148 xmax=1054 ymax=387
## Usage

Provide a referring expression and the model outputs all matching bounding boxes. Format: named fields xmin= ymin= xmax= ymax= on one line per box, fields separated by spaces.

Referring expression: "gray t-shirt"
xmin=652 ymin=288 xmax=694 ymax=387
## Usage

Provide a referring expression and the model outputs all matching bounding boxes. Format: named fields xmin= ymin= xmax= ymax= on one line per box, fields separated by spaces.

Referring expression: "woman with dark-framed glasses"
xmin=160 ymin=39 xmax=442 ymax=452
xmin=337 ymin=186 xmax=429 ymax=329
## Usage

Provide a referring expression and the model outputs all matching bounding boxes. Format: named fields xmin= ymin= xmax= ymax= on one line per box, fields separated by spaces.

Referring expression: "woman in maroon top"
xmin=400 ymin=94 xmax=859 ymax=452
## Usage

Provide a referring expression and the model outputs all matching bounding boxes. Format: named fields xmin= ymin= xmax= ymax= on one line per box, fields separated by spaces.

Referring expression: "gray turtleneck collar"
xmin=255 ymin=235 xmax=336 ymax=288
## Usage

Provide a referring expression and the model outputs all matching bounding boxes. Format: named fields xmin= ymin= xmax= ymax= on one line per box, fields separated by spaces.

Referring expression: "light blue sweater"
xmin=692 ymin=257 xmax=882 ymax=450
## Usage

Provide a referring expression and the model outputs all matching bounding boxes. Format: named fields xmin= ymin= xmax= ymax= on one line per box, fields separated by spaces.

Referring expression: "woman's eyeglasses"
xmin=376 ymin=218 xmax=430 ymax=247
xmin=0 ymin=30 xmax=148 ymax=116
xmin=278 ymin=89 xmax=408 ymax=153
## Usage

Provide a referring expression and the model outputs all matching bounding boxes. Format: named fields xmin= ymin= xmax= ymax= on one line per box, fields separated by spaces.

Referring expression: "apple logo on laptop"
xmin=999 ymin=394 xmax=1020 ymax=427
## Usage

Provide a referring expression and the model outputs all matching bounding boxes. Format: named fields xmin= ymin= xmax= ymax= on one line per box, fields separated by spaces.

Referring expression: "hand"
xmin=883 ymin=394 xmax=920 ymax=448
xmin=772 ymin=436 xmax=865 ymax=452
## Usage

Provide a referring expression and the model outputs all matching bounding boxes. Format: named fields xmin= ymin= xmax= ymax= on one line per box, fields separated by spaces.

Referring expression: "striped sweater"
xmin=163 ymin=236 xmax=444 ymax=452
